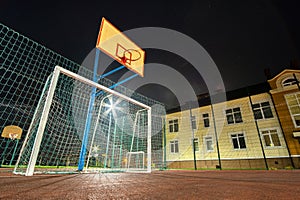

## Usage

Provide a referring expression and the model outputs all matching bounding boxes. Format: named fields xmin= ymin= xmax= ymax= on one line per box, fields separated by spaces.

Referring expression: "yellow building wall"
xmin=271 ymin=89 xmax=300 ymax=155
xmin=165 ymin=92 xmax=290 ymax=166
xmin=268 ymin=70 xmax=300 ymax=157
xmin=251 ymin=93 xmax=290 ymax=158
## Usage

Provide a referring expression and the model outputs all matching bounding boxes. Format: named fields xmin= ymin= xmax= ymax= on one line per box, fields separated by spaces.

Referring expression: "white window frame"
xmin=191 ymin=115 xmax=197 ymax=130
xmin=170 ymin=140 xmax=179 ymax=154
xmin=252 ymin=101 xmax=274 ymax=120
xmin=282 ymin=77 xmax=298 ymax=87
xmin=169 ymin=119 xmax=179 ymax=133
xmin=204 ymin=136 xmax=214 ymax=152
xmin=202 ymin=113 xmax=210 ymax=128
xmin=285 ymin=92 xmax=300 ymax=128
xmin=191 ymin=137 xmax=199 ymax=152
xmin=230 ymin=132 xmax=247 ymax=150
xmin=225 ymin=107 xmax=243 ymax=125
xmin=260 ymin=128 xmax=282 ymax=148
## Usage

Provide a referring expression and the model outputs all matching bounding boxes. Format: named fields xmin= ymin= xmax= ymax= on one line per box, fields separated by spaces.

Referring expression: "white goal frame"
xmin=14 ymin=66 xmax=152 ymax=176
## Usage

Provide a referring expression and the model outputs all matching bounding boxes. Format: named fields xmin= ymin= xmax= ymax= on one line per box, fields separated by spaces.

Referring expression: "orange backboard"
xmin=96 ymin=17 xmax=145 ymax=77
xmin=1 ymin=125 xmax=22 ymax=139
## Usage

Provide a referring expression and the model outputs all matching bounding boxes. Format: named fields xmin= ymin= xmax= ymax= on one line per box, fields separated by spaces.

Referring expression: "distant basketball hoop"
xmin=1 ymin=125 xmax=22 ymax=140
xmin=1 ymin=125 xmax=22 ymax=167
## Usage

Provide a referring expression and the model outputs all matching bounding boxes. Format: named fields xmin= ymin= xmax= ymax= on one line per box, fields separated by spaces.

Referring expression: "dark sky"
xmin=1 ymin=0 xmax=300 ymax=109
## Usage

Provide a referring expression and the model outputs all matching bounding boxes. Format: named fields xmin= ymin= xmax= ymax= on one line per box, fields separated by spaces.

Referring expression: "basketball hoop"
xmin=120 ymin=49 xmax=142 ymax=65
xmin=116 ymin=43 xmax=142 ymax=65
xmin=1 ymin=125 xmax=22 ymax=140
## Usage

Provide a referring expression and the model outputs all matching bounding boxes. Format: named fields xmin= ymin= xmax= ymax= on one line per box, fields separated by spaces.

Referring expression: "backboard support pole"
xmin=98 ymin=65 xmax=125 ymax=79
xmin=95 ymin=74 xmax=139 ymax=97
xmin=77 ymin=17 xmax=145 ymax=171
xmin=77 ymin=49 xmax=100 ymax=171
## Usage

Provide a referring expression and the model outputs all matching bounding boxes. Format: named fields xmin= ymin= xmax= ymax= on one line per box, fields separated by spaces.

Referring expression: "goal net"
xmin=127 ymin=151 xmax=145 ymax=171
xmin=13 ymin=66 xmax=157 ymax=176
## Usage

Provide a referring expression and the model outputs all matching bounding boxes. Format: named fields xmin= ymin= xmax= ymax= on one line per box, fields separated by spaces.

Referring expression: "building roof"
xmin=268 ymin=69 xmax=300 ymax=82
xmin=167 ymin=82 xmax=270 ymax=114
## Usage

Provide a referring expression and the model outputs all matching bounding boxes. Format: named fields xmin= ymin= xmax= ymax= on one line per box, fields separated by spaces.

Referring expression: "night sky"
xmin=1 ymin=0 xmax=300 ymax=109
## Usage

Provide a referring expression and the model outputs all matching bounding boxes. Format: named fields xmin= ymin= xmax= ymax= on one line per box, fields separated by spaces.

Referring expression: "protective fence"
xmin=0 ymin=23 xmax=165 ymax=172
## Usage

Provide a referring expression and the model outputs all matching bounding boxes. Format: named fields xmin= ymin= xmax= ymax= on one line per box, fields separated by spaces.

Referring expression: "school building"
xmin=165 ymin=69 xmax=300 ymax=169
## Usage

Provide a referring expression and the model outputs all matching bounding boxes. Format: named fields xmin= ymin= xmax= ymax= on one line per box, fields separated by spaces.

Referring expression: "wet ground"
xmin=0 ymin=169 xmax=300 ymax=199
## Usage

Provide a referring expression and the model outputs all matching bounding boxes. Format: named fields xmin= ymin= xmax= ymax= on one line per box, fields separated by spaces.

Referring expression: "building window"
xmin=282 ymin=78 xmax=298 ymax=87
xmin=226 ymin=107 xmax=243 ymax=124
xmin=261 ymin=129 xmax=281 ymax=147
xmin=231 ymin=133 xmax=246 ymax=149
xmin=169 ymin=119 xmax=179 ymax=132
xmin=252 ymin=101 xmax=273 ymax=119
xmin=192 ymin=138 xmax=199 ymax=151
xmin=191 ymin=116 xmax=197 ymax=129
xmin=204 ymin=136 xmax=213 ymax=151
xmin=203 ymin=113 xmax=210 ymax=127
xmin=170 ymin=140 xmax=179 ymax=153
xmin=285 ymin=93 xmax=300 ymax=127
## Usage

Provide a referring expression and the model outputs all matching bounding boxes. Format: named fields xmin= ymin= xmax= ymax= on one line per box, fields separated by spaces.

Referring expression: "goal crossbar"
xmin=58 ymin=66 xmax=151 ymax=110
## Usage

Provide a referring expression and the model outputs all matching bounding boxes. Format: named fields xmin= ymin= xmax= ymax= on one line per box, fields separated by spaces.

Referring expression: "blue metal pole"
xmin=78 ymin=49 xmax=100 ymax=171
xmin=97 ymin=65 xmax=125 ymax=80
xmin=111 ymin=74 xmax=139 ymax=89
xmin=95 ymin=74 xmax=139 ymax=97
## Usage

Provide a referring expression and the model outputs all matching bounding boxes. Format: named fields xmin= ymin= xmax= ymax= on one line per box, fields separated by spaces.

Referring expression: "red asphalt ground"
xmin=0 ymin=168 xmax=300 ymax=199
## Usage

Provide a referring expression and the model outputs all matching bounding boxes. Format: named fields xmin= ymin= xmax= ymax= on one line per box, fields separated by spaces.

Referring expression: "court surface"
xmin=1 ymin=169 xmax=300 ymax=199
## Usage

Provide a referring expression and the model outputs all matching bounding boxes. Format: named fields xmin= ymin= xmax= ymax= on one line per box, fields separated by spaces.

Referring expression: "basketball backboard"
xmin=1 ymin=125 xmax=22 ymax=140
xmin=96 ymin=17 xmax=145 ymax=77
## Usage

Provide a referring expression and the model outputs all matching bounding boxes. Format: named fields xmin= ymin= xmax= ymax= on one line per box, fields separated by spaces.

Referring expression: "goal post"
xmin=14 ymin=66 xmax=154 ymax=176
xmin=25 ymin=67 xmax=60 ymax=176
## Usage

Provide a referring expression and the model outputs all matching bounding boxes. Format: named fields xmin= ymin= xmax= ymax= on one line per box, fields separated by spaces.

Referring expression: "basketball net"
xmin=9 ymin=133 xmax=18 ymax=141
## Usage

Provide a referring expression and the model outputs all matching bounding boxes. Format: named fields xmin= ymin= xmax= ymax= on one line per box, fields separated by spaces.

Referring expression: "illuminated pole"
xmin=211 ymin=104 xmax=222 ymax=170
xmin=189 ymin=104 xmax=197 ymax=170
xmin=247 ymin=87 xmax=268 ymax=170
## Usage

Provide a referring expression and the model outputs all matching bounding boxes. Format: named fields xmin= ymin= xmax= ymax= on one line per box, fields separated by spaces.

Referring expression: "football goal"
xmin=14 ymin=66 xmax=156 ymax=176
